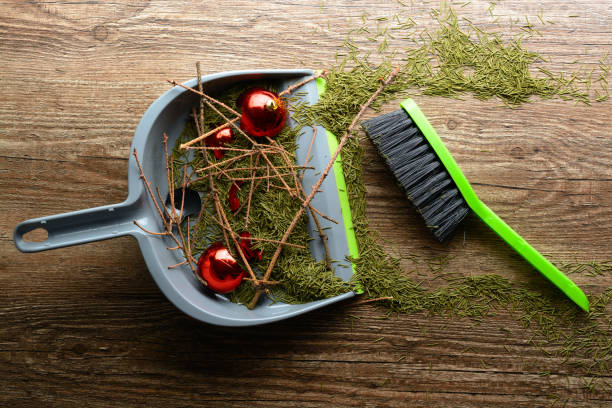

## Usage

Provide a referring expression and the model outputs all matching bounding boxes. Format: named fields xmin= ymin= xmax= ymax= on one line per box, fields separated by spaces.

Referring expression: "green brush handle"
xmin=400 ymin=99 xmax=589 ymax=312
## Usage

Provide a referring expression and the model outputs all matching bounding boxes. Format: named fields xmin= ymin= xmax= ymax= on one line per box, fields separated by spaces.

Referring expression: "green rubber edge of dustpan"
xmin=400 ymin=98 xmax=589 ymax=312
xmin=316 ymin=76 xmax=362 ymax=294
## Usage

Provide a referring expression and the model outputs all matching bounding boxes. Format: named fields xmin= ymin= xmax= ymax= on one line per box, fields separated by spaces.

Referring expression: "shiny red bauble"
xmin=197 ymin=242 xmax=245 ymax=294
xmin=238 ymin=231 xmax=262 ymax=262
xmin=228 ymin=181 xmax=243 ymax=213
xmin=205 ymin=126 xmax=234 ymax=159
xmin=238 ymin=88 xmax=287 ymax=138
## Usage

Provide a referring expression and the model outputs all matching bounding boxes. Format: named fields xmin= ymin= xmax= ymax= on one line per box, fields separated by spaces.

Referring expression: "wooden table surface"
xmin=1 ymin=1 xmax=610 ymax=407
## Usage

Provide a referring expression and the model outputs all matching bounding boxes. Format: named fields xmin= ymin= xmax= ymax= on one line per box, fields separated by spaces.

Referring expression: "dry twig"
xmin=192 ymin=109 xmax=259 ymax=285
xmin=278 ymin=71 xmax=326 ymax=97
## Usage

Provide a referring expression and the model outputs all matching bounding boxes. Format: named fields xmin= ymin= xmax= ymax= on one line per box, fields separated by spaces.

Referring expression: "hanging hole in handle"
xmin=165 ymin=187 xmax=202 ymax=224
xmin=22 ymin=227 xmax=48 ymax=242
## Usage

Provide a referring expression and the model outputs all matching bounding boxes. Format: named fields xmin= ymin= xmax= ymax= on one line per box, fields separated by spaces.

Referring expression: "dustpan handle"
xmin=14 ymin=200 xmax=141 ymax=253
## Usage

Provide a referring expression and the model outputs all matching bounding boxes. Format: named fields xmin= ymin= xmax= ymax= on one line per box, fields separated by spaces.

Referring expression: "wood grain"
xmin=1 ymin=1 xmax=610 ymax=407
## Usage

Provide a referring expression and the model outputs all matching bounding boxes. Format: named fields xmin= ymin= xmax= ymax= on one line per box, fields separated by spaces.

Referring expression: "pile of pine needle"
xmin=293 ymin=2 xmax=611 ymax=394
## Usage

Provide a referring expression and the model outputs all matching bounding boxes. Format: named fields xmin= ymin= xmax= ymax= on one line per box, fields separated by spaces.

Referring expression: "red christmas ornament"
xmin=238 ymin=231 xmax=262 ymax=262
xmin=238 ymin=88 xmax=287 ymax=138
xmin=228 ymin=181 xmax=243 ymax=213
xmin=205 ymin=126 xmax=234 ymax=159
xmin=197 ymin=242 xmax=245 ymax=294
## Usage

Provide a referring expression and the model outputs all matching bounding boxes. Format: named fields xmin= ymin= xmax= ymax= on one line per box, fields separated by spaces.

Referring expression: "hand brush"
xmin=362 ymin=98 xmax=589 ymax=312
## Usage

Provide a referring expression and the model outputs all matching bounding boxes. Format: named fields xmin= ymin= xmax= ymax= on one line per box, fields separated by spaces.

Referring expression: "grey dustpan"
xmin=14 ymin=69 xmax=356 ymax=326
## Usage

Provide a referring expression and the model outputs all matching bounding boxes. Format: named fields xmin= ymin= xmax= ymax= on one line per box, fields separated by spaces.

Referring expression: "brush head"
xmin=362 ymin=109 xmax=470 ymax=242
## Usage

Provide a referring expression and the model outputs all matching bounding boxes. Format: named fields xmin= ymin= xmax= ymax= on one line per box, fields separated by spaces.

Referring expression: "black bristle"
xmin=362 ymin=109 xmax=470 ymax=242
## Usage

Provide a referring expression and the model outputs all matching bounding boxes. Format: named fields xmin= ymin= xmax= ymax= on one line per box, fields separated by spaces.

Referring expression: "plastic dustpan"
xmin=14 ymin=69 xmax=357 ymax=326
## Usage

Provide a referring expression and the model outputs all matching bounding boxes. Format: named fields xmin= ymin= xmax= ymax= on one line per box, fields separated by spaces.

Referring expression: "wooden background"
xmin=1 ymin=1 xmax=610 ymax=407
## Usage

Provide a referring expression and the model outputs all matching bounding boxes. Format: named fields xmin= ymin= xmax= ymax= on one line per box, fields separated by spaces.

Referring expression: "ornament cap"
xmin=265 ymin=99 xmax=279 ymax=111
